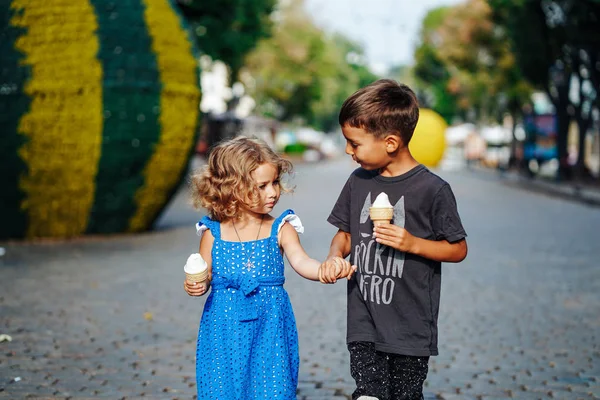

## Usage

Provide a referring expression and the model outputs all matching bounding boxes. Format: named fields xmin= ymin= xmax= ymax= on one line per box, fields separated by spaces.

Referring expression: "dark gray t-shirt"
xmin=327 ymin=165 xmax=467 ymax=356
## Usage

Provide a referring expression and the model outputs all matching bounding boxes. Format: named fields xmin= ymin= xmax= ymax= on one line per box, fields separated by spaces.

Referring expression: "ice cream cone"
xmin=369 ymin=206 xmax=394 ymax=226
xmin=185 ymin=268 xmax=208 ymax=283
xmin=184 ymin=253 xmax=209 ymax=283
xmin=370 ymin=192 xmax=394 ymax=227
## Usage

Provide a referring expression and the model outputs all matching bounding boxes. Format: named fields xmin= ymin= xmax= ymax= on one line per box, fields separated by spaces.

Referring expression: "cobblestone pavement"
xmin=1 ymin=157 xmax=599 ymax=400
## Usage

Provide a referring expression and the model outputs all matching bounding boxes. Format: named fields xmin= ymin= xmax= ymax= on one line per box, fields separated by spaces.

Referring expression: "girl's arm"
xmin=279 ymin=222 xmax=322 ymax=281
xmin=184 ymin=230 xmax=214 ymax=296
xmin=199 ymin=231 xmax=214 ymax=280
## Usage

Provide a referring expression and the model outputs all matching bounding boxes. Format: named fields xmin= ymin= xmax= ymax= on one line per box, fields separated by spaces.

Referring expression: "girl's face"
xmin=249 ymin=163 xmax=281 ymax=214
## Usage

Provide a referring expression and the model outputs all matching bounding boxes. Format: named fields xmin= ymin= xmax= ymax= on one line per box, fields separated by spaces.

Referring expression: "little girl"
xmin=183 ymin=136 xmax=354 ymax=399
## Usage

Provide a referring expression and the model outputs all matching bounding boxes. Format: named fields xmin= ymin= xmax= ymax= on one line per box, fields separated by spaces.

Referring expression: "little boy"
xmin=321 ymin=79 xmax=468 ymax=400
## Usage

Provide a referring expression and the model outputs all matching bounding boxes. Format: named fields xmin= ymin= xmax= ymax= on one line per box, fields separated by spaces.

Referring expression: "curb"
xmin=469 ymin=166 xmax=600 ymax=207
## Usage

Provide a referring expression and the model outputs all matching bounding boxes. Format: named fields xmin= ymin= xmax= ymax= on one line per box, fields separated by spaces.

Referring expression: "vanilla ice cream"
xmin=370 ymin=192 xmax=394 ymax=226
xmin=372 ymin=192 xmax=393 ymax=208
xmin=184 ymin=253 xmax=208 ymax=284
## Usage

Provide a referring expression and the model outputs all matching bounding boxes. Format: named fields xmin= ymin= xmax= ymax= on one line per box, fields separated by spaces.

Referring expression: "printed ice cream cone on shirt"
xmin=184 ymin=253 xmax=208 ymax=283
xmin=369 ymin=192 xmax=394 ymax=226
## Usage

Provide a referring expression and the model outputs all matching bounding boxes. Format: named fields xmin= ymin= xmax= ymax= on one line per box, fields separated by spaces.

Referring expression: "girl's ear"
xmin=384 ymin=135 xmax=401 ymax=153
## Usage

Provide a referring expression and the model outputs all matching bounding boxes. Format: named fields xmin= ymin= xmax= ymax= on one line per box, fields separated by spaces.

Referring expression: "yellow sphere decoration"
xmin=409 ymin=108 xmax=448 ymax=167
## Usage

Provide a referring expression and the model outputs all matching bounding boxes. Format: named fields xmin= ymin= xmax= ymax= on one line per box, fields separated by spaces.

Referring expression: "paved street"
xmin=1 ymin=157 xmax=599 ymax=400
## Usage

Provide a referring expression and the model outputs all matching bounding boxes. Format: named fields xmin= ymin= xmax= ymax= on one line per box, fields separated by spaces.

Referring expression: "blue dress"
xmin=195 ymin=209 xmax=301 ymax=400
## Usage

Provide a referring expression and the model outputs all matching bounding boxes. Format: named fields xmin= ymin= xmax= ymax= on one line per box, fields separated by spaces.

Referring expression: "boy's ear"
xmin=384 ymin=135 xmax=402 ymax=153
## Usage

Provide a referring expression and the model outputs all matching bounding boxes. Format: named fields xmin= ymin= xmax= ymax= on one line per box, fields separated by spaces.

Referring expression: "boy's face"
xmin=341 ymin=125 xmax=390 ymax=171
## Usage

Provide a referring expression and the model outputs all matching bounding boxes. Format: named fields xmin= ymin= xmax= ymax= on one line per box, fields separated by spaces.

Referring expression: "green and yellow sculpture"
xmin=1 ymin=0 xmax=201 ymax=239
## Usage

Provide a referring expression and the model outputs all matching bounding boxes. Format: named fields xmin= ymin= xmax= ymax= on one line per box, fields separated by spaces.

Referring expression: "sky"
xmin=304 ymin=0 xmax=465 ymax=74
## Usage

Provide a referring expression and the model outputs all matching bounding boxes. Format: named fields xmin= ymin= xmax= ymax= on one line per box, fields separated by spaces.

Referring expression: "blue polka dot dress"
xmin=194 ymin=209 xmax=302 ymax=399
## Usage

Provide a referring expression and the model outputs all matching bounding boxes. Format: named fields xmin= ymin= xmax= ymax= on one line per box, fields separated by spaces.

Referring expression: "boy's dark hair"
xmin=339 ymin=79 xmax=419 ymax=145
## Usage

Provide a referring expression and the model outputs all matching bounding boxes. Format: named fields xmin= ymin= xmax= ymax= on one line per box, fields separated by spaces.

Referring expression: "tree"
xmin=555 ymin=0 xmax=600 ymax=177
xmin=175 ymin=0 xmax=277 ymax=78
xmin=429 ymin=0 xmax=533 ymax=168
xmin=241 ymin=0 xmax=377 ymax=131
xmin=333 ymin=34 xmax=380 ymax=90
xmin=489 ymin=0 xmax=569 ymax=177
xmin=489 ymin=0 xmax=600 ymax=179
xmin=436 ymin=0 xmax=532 ymax=125
xmin=413 ymin=7 xmax=461 ymax=123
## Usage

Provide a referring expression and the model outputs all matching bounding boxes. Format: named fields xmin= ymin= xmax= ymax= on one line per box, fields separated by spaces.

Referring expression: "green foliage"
xmin=412 ymin=7 xmax=460 ymax=123
xmin=485 ymin=0 xmax=600 ymax=178
xmin=413 ymin=1 xmax=534 ymax=124
xmin=488 ymin=0 xmax=599 ymax=99
xmin=487 ymin=0 xmax=553 ymax=89
xmin=284 ymin=142 xmax=307 ymax=154
xmin=242 ymin=0 xmax=379 ymax=131
xmin=333 ymin=34 xmax=380 ymax=88
xmin=175 ymin=0 xmax=276 ymax=77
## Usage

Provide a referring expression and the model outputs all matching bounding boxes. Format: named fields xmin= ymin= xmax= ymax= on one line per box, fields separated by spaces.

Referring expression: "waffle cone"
xmin=185 ymin=269 xmax=208 ymax=283
xmin=369 ymin=207 xmax=393 ymax=226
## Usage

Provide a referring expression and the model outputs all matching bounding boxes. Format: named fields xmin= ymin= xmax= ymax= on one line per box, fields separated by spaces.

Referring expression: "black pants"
xmin=349 ymin=341 xmax=429 ymax=400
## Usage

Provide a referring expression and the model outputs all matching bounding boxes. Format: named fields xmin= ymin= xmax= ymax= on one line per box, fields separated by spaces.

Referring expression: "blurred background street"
xmin=1 ymin=156 xmax=599 ymax=399
xmin=2 ymin=0 xmax=600 ymax=399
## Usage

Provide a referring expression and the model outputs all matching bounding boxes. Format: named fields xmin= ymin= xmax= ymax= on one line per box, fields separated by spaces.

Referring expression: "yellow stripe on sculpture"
xmin=128 ymin=0 xmax=201 ymax=232
xmin=11 ymin=0 xmax=103 ymax=238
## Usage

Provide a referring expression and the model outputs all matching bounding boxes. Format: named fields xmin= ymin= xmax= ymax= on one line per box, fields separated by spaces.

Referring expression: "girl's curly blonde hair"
xmin=191 ymin=136 xmax=293 ymax=221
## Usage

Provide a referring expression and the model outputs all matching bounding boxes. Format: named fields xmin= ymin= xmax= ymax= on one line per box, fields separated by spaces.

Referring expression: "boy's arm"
xmin=327 ymin=229 xmax=352 ymax=258
xmin=375 ymin=182 xmax=467 ymax=263
xmin=324 ymin=173 xmax=355 ymax=282
xmin=320 ymin=229 xmax=354 ymax=283
xmin=373 ymin=225 xmax=467 ymax=262
xmin=411 ymin=237 xmax=467 ymax=262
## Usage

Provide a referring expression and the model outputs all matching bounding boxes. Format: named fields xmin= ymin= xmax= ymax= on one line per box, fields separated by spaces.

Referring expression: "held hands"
xmin=183 ymin=280 xmax=209 ymax=297
xmin=318 ymin=256 xmax=356 ymax=284
xmin=372 ymin=224 xmax=416 ymax=252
